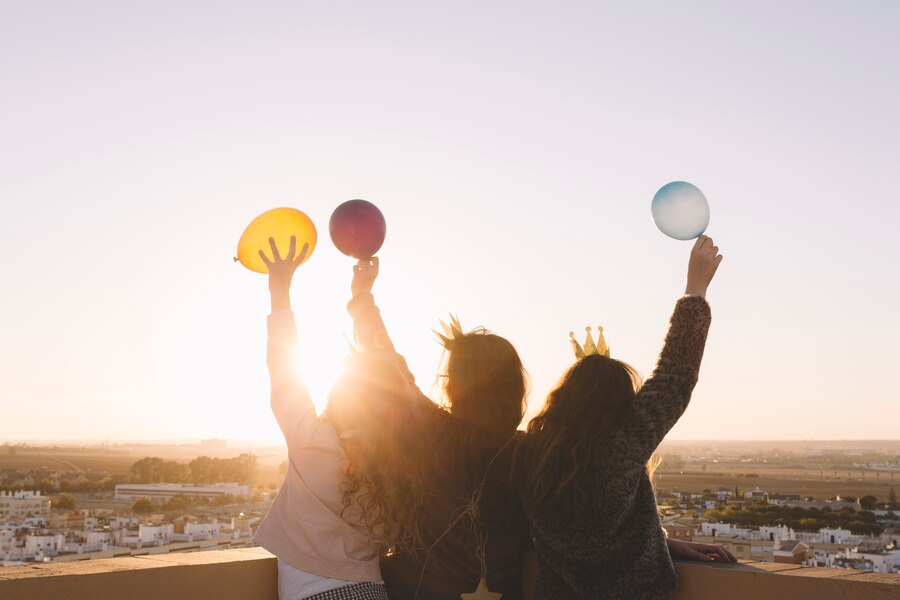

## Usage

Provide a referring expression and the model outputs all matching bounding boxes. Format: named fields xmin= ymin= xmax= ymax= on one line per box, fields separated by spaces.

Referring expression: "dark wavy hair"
xmin=440 ymin=328 xmax=528 ymax=439
xmin=519 ymin=354 xmax=643 ymax=515
xmin=324 ymin=353 xmax=425 ymax=552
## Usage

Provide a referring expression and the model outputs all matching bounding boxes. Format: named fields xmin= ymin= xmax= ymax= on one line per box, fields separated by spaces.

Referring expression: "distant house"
xmin=773 ymin=540 xmax=810 ymax=564
xmin=767 ymin=493 xmax=801 ymax=505
xmin=744 ymin=487 xmax=767 ymax=502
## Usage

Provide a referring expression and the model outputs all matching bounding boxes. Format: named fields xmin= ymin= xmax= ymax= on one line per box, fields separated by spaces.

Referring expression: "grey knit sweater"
xmin=522 ymin=295 xmax=712 ymax=600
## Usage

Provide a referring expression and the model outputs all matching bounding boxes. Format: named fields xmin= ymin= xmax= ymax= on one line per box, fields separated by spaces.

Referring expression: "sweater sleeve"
xmin=346 ymin=292 xmax=434 ymax=409
xmin=347 ymin=292 xmax=417 ymax=385
xmin=617 ymin=295 xmax=712 ymax=463
xmin=267 ymin=310 xmax=318 ymax=446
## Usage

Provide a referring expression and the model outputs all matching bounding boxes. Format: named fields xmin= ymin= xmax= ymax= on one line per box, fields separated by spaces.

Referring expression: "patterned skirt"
xmin=303 ymin=582 xmax=389 ymax=600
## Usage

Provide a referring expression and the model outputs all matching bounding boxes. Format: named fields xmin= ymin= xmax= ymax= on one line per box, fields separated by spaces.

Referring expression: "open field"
xmin=655 ymin=461 xmax=898 ymax=501
xmin=0 ymin=446 xmax=287 ymax=489
xmin=0 ymin=451 xmax=138 ymax=474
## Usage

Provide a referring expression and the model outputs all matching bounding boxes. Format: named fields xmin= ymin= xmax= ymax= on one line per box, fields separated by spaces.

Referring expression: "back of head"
xmin=522 ymin=354 xmax=641 ymax=514
xmin=442 ymin=329 xmax=528 ymax=439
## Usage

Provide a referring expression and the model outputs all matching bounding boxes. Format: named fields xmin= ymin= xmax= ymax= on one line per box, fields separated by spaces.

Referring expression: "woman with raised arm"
xmin=252 ymin=237 xmax=422 ymax=600
xmin=346 ymin=257 xmax=532 ymax=600
xmin=515 ymin=235 xmax=729 ymax=600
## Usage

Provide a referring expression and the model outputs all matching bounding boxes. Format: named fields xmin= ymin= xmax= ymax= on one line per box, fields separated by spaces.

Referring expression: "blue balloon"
xmin=651 ymin=181 xmax=710 ymax=240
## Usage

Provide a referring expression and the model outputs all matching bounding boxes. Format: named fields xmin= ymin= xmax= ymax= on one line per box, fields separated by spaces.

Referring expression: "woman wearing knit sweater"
xmin=253 ymin=237 xmax=423 ymax=600
xmin=515 ymin=235 xmax=730 ymax=600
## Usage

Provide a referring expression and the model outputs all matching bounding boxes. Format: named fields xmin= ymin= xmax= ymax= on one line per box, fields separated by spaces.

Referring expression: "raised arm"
xmin=346 ymin=257 xmax=432 ymax=405
xmin=260 ymin=236 xmax=318 ymax=444
xmin=617 ymin=236 xmax=722 ymax=462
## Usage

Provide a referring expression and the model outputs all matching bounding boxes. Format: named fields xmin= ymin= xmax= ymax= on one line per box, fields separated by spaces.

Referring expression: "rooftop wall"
xmin=1 ymin=547 xmax=897 ymax=600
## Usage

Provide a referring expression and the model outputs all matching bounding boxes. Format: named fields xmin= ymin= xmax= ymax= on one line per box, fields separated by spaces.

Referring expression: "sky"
xmin=1 ymin=1 xmax=898 ymax=443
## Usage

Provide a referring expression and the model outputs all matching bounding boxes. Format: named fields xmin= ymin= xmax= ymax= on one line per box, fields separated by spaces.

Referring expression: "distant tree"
xmin=163 ymin=494 xmax=190 ymax=512
xmin=189 ymin=456 xmax=215 ymax=483
xmin=52 ymin=493 xmax=76 ymax=510
xmin=212 ymin=494 xmax=237 ymax=507
xmin=132 ymin=498 xmax=154 ymax=514
xmin=889 ymin=486 xmax=897 ymax=509
xmin=130 ymin=457 xmax=189 ymax=484
xmin=702 ymin=464 xmax=707 ymax=472
xmin=859 ymin=496 xmax=878 ymax=510
xmin=7 ymin=445 xmax=15 ymax=455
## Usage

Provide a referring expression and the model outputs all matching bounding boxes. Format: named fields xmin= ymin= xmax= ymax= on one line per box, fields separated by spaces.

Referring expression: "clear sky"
xmin=2 ymin=1 xmax=898 ymax=443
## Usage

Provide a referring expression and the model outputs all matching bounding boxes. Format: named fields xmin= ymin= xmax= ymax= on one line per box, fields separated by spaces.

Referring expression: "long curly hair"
xmin=323 ymin=352 xmax=426 ymax=552
xmin=519 ymin=354 xmax=645 ymax=516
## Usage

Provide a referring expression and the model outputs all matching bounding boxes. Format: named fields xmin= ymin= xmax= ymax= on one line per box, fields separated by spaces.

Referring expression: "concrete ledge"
xmin=671 ymin=559 xmax=900 ymax=600
xmin=1 ymin=549 xmax=898 ymax=600
xmin=0 ymin=547 xmax=278 ymax=600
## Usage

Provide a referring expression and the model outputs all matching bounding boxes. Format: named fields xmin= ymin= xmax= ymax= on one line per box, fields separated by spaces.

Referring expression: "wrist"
xmin=684 ymin=282 xmax=707 ymax=297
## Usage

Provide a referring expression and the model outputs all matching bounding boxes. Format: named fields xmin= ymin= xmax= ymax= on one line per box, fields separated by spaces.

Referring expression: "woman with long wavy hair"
xmin=347 ymin=257 xmax=532 ymax=600
xmin=515 ymin=236 xmax=732 ymax=600
xmin=252 ymin=237 xmax=423 ymax=600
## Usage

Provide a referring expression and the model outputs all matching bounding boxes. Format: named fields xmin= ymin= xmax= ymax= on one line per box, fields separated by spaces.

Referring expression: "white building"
xmin=115 ymin=482 xmax=249 ymax=501
xmin=138 ymin=523 xmax=173 ymax=545
xmin=819 ymin=528 xmax=854 ymax=545
xmin=0 ymin=491 xmax=51 ymax=518
xmin=24 ymin=533 xmax=65 ymax=559
xmin=759 ymin=525 xmax=796 ymax=542
xmin=744 ymin=487 xmax=768 ymax=502
xmin=174 ymin=522 xmax=221 ymax=541
xmin=699 ymin=522 xmax=753 ymax=538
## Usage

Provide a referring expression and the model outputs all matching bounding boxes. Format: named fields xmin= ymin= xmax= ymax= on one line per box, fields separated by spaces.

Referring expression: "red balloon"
xmin=329 ymin=199 xmax=386 ymax=258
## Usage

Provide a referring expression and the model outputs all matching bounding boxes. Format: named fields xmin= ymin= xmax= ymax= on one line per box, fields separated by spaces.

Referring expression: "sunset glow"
xmin=1 ymin=2 xmax=899 ymax=443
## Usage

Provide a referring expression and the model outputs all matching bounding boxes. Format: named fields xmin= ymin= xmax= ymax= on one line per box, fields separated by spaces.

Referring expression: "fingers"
xmin=693 ymin=235 xmax=711 ymax=253
xmin=353 ymin=257 xmax=379 ymax=271
xmin=718 ymin=546 xmax=737 ymax=562
xmin=685 ymin=547 xmax=714 ymax=561
xmin=286 ymin=236 xmax=297 ymax=262
xmin=695 ymin=544 xmax=736 ymax=562
xmin=293 ymin=242 xmax=310 ymax=266
xmin=268 ymin=237 xmax=282 ymax=262
xmin=258 ymin=249 xmax=273 ymax=267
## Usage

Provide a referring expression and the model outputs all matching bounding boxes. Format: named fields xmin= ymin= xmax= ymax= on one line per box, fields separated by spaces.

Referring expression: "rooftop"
xmin=1 ymin=547 xmax=898 ymax=600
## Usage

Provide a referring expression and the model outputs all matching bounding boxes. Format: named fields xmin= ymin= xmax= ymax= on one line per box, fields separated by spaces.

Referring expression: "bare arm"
xmin=347 ymin=258 xmax=430 ymax=404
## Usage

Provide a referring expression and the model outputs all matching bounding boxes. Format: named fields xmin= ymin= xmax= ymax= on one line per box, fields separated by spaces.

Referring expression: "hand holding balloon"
xmin=685 ymin=235 xmax=723 ymax=298
xmin=351 ymin=257 xmax=379 ymax=298
xmin=236 ymin=207 xmax=317 ymax=274
xmin=259 ymin=236 xmax=310 ymax=312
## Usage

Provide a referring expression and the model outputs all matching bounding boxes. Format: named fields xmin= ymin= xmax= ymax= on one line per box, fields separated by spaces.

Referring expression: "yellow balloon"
xmin=235 ymin=207 xmax=317 ymax=274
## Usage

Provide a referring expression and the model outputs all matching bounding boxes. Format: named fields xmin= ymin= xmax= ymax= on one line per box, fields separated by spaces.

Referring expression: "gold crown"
xmin=434 ymin=315 xmax=464 ymax=350
xmin=570 ymin=326 xmax=610 ymax=359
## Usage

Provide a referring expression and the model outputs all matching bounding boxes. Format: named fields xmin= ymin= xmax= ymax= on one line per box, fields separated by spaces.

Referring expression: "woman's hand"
xmin=351 ymin=257 xmax=379 ymax=298
xmin=666 ymin=537 xmax=737 ymax=563
xmin=260 ymin=236 xmax=309 ymax=312
xmin=685 ymin=235 xmax=723 ymax=297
